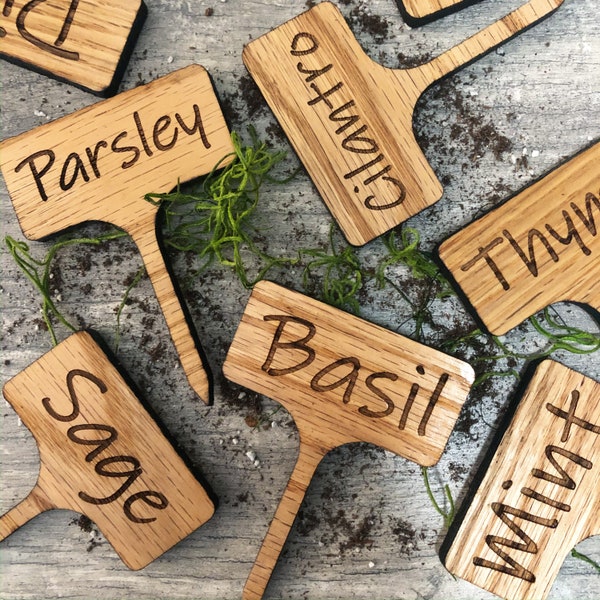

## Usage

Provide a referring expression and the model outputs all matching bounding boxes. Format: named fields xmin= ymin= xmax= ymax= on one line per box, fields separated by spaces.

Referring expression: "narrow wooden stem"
xmin=421 ymin=0 xmax=562 ymax=85
xmin=243 ymin=442 xmax=325 ymax=600
xmin=0 ymin=489 xmax=48 ymax=541
xmin=130 ymin=224 xmax=211 ymax=404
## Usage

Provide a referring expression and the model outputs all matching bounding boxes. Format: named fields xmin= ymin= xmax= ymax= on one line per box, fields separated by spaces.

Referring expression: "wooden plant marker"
xmin=0 ymin=331 xmax=215 ymax=570
xmin=444 ymin=360 xmax=600 ymax=599
xmin=223 ymin=281 xmax=474 ymax=600
xmin=242 ymin=0 xmax=564 ymax=246
xmin=0 ymin=64 xmax=235 ymax=404
xmin=439 ymin=142 xmax=600 ymax=336
xmin=396 ymin=0 xmax=482 ymax=26
xmin=0 ymin=0 xmax=146 ymax=96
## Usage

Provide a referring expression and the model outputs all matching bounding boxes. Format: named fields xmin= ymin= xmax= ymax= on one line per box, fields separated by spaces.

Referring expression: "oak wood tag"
xmin=223 ymin=280 xmax=474 ymax=600
xmin=439 ymin=142 xmax=600 ymax=336
xmin=242 ymin=0 xmax=564 ymax=246
xmin=444 ymin=360 xmax=600 ymax=600
xmin=0 ymin=0 xmax=146 ymax=96
xmin=396 ymin=0 xmax=482 ymax=26
xmin=0 ymin=64 xmax=235 ymax=404
xmin=0 ymin=331 xmax=215 ymax=570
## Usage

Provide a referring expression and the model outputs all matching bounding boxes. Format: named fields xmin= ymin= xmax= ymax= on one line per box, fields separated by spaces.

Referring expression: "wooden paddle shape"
xmin=223 ymin=281 xmax=474 ymax=600
xmin=0 ymin=0 xmax=146 ymax=96
xmin=444 ymin=360 xmax=600 ymax=600
xmin=242 ymin=0 xmax=564 ymax=246
xmin=396 ymin=0 xmax=482 ymax=26
xmin=0 ymin=64 xmax=235 ymax=404
xmin=439 ymin=142 xmax=600 ymax=336
xmin=0 ymin=331 xmax=215 ymax=570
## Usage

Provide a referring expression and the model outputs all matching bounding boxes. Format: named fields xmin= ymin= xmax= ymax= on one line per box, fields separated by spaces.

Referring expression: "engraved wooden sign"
xmin=223 ymin=281 xmax=474 ymax=600
xmin=444 ymin=360 xmax=600 ymax=600
xmin=397 ymin=0 xmax=482 ymax=26
xmin=0 ymin=64 xmax=235 ymax=404
xmin=0 ymin=0 xmax=146 ymax=96
xmin=439 ymin=142 xmax=600 ymax=336
xmin=0 ymin=331 xmax=215 ymax=570
xmin=242 ymin=0 xmax=564 ymax=246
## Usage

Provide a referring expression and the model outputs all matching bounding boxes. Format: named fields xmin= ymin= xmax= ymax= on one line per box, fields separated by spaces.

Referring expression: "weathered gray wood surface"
xmin=1 ymin=1 xmax=598 ymax=599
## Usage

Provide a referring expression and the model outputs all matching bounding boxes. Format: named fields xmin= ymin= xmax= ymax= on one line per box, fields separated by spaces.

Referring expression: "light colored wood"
xmin=439 ymin=142 xmax=600 ymax=336
xmin=242 ymin=0 xmax=564 ymax=246
xmin=1 ymin=1 xmax=599 ymax=598
xmin=0 ymin=0 xmax=146 ymax=96
xmin=0 ymin=331 xmax=215 ymax=570
xmin=0 ymin=64 xmax=235 ymax=403
xmin=398 ymin=0 xmax=481 ymax=25
xmin=444 ymin=360 xmax=600 ymax=600
xmin=223 ymin=280 xmax=474 ymax=600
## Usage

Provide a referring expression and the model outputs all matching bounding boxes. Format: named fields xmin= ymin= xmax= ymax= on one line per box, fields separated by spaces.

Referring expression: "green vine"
xmin=5 ymin=231 xmax=127 ymax=346
xmin=299 ymin=224 xmax=363 ymax=314
xmin=114 ymin=264 xmax=146 ymax=352
xmin=145 ymin=126 xmax=298 ymax=287
xmin=571 ymin=548 xmax=600 ymax=574
xmin=421 ymin=466 xmax=455 ymax=530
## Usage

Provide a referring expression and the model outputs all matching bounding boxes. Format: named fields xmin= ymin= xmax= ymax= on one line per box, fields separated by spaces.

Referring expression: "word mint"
xmin=445 ymin=360 xmax=600 ymax=600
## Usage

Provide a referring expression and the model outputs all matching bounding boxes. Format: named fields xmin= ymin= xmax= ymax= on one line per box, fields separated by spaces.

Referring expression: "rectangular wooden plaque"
xmin=224 ymin=280 xmax=474 ymax=600
xmin=0 ymin=331 xmax=215 ymax=570
xmin=444 ymin=360 xmax=600 ymax=600
xmin=225 ymin=280 xmax=474 ymax=466
xmin=439 ymin=142 xmax=600 ymax=335
xmin=0 ymin=0 xmax=146 ymax=96
xmin=0 ymin=64 xmax=235 ymax=403
xmin=243 ymin=0 xmax=563 ymax=245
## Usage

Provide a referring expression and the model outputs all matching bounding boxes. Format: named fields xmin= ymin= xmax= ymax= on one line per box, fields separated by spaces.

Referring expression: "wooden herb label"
xmin=0 ymin=331 xmax=215 ymax=570
xmin=0 ymin=64 xmax=235 ymax=403
xmin=439 ymin=142 xmax=600 ymax=335
xmin=223 ymin=280 xmax=474 ymax=600
xmin=444 ymin=360 xmax=600 ymax=600
xmin=0 ymin=0 xmax=146 ymax=96
xmin=243 ymin=0 xmax=564 ymax=245
xmin=397 ymin=0 xmax=481 ymax=26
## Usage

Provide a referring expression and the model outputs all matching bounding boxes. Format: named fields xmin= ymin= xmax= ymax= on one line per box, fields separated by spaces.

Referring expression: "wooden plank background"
xmin=1 ymin=1 xmax=598 ymax=598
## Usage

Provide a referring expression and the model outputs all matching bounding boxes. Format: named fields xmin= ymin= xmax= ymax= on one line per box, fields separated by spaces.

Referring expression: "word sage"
xmin=0 ymin=331 xmax=215 ymax=570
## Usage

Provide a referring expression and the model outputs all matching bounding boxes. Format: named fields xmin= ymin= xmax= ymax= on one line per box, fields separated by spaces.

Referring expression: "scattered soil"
xmin=238 ymin=74 xmax=268 ymax=119
xmin=397 ymin=51 xmax=433 ymax=69
xmin=73 ymin=515 xmax=93 ymax=533
xmin=391 ymin=517 xmax=425 ymax=557
xmin=350 ymin=6 xmax=389 ymax=43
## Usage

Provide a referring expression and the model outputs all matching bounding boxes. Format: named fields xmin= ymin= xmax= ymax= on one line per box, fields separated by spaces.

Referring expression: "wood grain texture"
xmin=0 ymin=64 xmax=235 ymax=403
xmin=439 ymin=142 xmax=600 ymax=336
xmin=396 ymin=0 xmax=482 ymax=25
xmin=1 ymin=1 xmax=598 ymax=599
xmin=444 ymin=360 xmax=600 ymax=599
xmin=0 ymin=0 xmax=146 ymax=96
xmin=224 ymin=280 xmax=474 ymax=599
xmin=243 ymin=0 xmax=564 ymax=246
xmin=0 ymin=331 xmax=215 ymax=570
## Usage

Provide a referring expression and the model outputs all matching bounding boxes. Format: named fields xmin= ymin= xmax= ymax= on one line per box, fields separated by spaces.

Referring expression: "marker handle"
xmin=130 ymin=222 xmax=211 ymax=404
xmin=419 ymin=0 xmax=563 ymax=86
xmin=0 ymin=487 xmax=50 ymax=541
xmin=243 ymin=442 xmax=325 ymax=600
